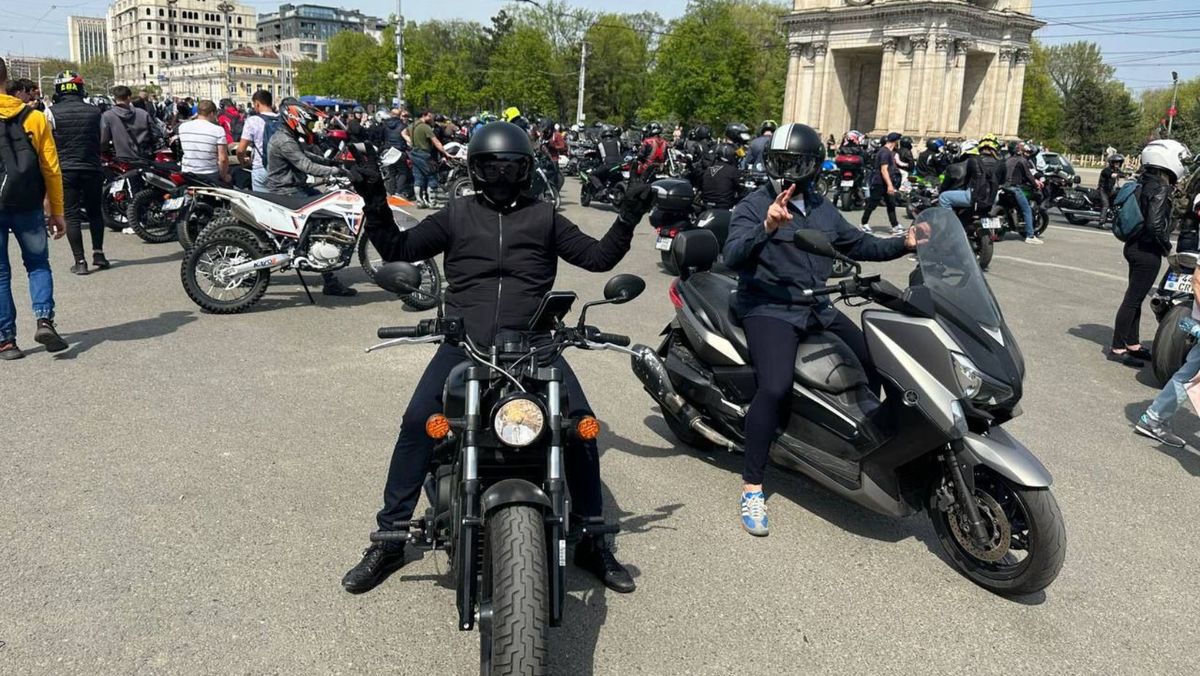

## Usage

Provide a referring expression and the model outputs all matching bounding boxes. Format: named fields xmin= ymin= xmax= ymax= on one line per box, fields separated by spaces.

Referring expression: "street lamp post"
xmin=394 ymin=0 xmax=404 ymax=108
xmin=217 ymin=1 xmax=235 ymax=98
xmin=1167 ymin=70 xmax=1180 ymax=139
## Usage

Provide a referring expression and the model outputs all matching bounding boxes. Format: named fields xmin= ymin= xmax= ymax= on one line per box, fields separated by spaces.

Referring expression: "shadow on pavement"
xmin=1123 ymin=400 xmax=1200 ymax=477
xmin=55 ymin=310 xmax=197 ymax=359
xmin=1067 ymin=323 xmax=1113 ymax=351
xmin=109 ymin=248 xmax=185 ymax=269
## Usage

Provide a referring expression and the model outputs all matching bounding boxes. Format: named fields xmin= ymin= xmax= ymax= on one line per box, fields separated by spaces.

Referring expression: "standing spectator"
xmin=380 ymin=108 xmax=412 ymax=198
xmin=101 ymin=85 xmax=157 ymax=163
xmin=409 ymin=110 xmax=449 ymax=208
xmin=5 ymin=78 xmax=35 ymax=103
xmin=46 ymin=71 xmax=109 ymax=275
xmin=216 ymin=98 xmax=244 ymax=144
xmin=178 ymin=100 xmax=231 ymax=185
xmin=0 ymin=57 xmax=69 ymax=359
xmin=236 ymin=90 xmax=278 ymax=192
xmin=860 ymin=132 xmax=903 ymax=235
xmin=1110 ymin=139 xmax=1191 ymax=366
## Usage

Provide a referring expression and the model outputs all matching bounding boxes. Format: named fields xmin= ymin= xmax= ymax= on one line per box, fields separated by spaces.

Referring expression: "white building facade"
xmin=68 ymin=16 xmax=110 ymax=64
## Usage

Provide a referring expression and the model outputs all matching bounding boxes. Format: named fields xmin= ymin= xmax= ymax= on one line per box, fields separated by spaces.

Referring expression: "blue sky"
xmin=2 ymin=0 xmax=1197 ymax=95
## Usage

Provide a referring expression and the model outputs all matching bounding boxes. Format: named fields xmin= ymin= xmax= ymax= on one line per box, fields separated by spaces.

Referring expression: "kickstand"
xmin=294 ymin=269 xmax=316 ymax=305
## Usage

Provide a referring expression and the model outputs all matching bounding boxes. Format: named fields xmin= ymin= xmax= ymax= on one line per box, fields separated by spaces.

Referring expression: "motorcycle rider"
xmin=264 ymin=98 xmax=357 ymax=297
xmin=1110 ymin=139 xmax=1191 ymax=367
xmin=1004 ymin=141 xmax=1044 ymax=244
xmin=634 ymin=121 xmax=669 ymax=183
xmin=896 ymin=136 xmax=915 ymax=180
xmin=341 ymin=121 xmax=656 ymax=594
xmin=860 ymin=132 xmax=903 ymax=236
xmin=1098 ymin=153 xmax=1125 ymax=223
xmin=587 ymin=125 xmax=625 ymax=195
xmin=745 ymin=120 xmax=777 ymax=171
xmin=696 ymin=144 xmax=743 ymax=209
xmin=938 ymin=139 xmax=1002 ymax=220
xmin=723 ymin=123 xmax=919 ymax=536
xmin=100 ymin=85 xmax=159 ymax=164
xmin=45 ymin=71 xmax=109 ymax=274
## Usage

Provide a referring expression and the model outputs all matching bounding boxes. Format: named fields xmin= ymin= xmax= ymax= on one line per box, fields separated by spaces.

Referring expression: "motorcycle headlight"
xmin=951 ymin=353 xmax=983 ymax=399
xmin=493 ymin=397 xmax=546 ymax=447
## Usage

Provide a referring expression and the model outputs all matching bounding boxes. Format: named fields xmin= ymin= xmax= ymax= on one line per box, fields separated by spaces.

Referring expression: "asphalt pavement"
xmin=2 ymin=181 xmax=1197 ymax=675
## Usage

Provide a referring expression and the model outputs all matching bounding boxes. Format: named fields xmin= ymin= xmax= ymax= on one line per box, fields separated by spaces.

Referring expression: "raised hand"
xmin=764 ymin=184 xmax=795 ymax=233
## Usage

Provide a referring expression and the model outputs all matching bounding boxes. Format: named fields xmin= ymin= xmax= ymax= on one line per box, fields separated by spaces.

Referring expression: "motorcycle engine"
xmin=304 ymin=219 xmax=355 ymax=270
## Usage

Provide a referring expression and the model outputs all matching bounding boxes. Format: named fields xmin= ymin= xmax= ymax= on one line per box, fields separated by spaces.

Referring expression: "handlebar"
xmin=802 ymin=274 xmax=881 ymax=300
xmin=378 ymin=325 xmax=423 ymax=339
xmin=589 ymin=331 xmax=631 ymax=347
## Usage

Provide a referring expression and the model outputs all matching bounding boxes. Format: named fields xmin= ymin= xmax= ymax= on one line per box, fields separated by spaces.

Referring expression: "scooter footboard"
xmin=960 ymin=427 xmax=1053 ymax=488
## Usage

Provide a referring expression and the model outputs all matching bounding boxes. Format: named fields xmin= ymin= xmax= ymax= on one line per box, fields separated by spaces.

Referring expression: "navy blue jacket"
xmin=724 ymin=184 xmax=907 ymax=328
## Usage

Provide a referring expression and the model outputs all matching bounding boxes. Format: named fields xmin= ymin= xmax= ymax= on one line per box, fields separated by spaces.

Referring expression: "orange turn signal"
xmin=426 ymin=414 xmax=451 ymax=439
xmin=576 ymin=416 xmax=600 ymax=441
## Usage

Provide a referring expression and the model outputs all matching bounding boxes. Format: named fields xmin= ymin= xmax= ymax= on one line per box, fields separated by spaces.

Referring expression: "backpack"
xmin=0 ymin=108 xmax=46 ymax=211
xmin=1111 ymin=181 xmax=1144 ymax=242
xmin=256 ymin=113 xmax=281 ymax=169
xmin=220 ymin=110 xmax=245 ymax=142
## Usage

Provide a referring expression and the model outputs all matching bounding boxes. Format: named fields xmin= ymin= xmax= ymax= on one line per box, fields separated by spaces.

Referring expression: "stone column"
xmin=783 ymin=42 xmax=804 ymax=124
xmin=994 ymin=47 xmax=1016 ymax=135
xmin=874 ymin=37 xmax=899 ymax=133
xmin=1007 ymin=48 xmax=1031 ymax=138
xmin=812 ymin=42 xmax=829 ymax=131
xmin=943 ymin=39 xmax=971 ymax=135
xmin=909 ymin=35 xmax=930 ymax=134
xmin=928 ymin=36 xmax=954 ymax=137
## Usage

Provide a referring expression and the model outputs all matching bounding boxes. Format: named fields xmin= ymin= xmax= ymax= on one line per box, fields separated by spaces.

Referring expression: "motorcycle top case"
xmin=652 ymin=178 xmax=695 ymax=212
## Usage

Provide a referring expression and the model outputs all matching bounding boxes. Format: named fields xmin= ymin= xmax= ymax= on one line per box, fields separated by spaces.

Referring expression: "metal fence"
xmin=1063 ymin=154 xmax=1140 ymax=170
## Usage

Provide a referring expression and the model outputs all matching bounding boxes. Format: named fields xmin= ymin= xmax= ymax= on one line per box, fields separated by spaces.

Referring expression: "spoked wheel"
xmin=181 ymin=227 xmax=272 ymax=314
xmin=357 ymin=235 xmax=441 ymax=311
xmin=929 ymin=469 xmax=1066 ymax=596
xmin=128 ymin=189 xmax=181 ymax=243
xmin=103 ymin=191 xmax=129 ymax=231
xmin=448 ymin=176 xmax=476 ymax=201
xmin=480 ymin=505 xmax=548 ymax=676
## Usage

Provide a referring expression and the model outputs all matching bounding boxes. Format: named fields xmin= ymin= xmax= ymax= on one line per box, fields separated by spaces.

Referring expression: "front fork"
xmin=940 ymin=440 xmax=992 ymax=547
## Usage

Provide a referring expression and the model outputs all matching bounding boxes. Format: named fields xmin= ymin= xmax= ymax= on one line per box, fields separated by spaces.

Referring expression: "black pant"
xmin=590 ymin=162 xmax=621 ymax=191
xmin=741 ymin=312 xmax=872 ymax=485
xmin=62 ymin=170 xmax=105 ymax=262
xmin=861 ymin=187 xmax=898 ymax=227
xmin=385 ymin=160 xmax=412 ymax=198
xmin=1112 ymin=237 xmax=1163 ymax=350
xmin=376 ymin=343 xmax=604 ymax=530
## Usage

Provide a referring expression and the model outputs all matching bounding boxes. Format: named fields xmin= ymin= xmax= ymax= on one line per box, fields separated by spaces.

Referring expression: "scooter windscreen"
xmin=913 ymin=208 xmax=1003 ymax=333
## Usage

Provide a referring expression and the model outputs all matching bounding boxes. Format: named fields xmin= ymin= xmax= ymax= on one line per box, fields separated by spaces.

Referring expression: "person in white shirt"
xmin=177 ymin=99 xmax=230 ymax=184
xmin=236 ymin=90 xmax=278 ymax=192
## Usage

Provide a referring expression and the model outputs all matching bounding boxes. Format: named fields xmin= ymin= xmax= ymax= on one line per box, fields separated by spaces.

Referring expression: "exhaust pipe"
xmin=629 ymin=345 xmax=739 ymax=451
xmin=224 ymin=252 xmax=293 ymax=277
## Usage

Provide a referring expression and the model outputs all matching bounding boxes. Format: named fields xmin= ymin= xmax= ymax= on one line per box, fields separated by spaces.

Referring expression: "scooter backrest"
xmin=671 ymin=229 xmax=719 ymax=280
xmin=696 ymin=209 xmax=731 ymax=248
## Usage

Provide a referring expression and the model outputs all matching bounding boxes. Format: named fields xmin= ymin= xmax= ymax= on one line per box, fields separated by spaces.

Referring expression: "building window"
xmin=148 ymin=51 xmax=154 ymax=58
xmin=149 ymin=65 xmax=154 ymax=74
xmin=145 ymin=8 xmax=151 ymax=15
xmin=147 ymin=37 xmax=153 ymax=44
xmin=158 ymin=9 xmax=163 ymax=16
xmin=161 ymin=51 xmax=167 ymax=58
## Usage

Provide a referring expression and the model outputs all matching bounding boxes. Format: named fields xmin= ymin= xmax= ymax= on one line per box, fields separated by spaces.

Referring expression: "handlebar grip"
xmin=369 ymin=530 xmax=411 ymax=543
xmin=592 ymin=332 xmax=631 ymax=347
xmin=378 ymin=326 xmax=421 ymax=339
xmin=802 ymin=284 xmax=840 ymax=298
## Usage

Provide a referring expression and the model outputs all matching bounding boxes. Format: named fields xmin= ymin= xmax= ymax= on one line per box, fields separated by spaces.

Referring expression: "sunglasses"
xmin=474 ymin=155 xmax=532 ymax=183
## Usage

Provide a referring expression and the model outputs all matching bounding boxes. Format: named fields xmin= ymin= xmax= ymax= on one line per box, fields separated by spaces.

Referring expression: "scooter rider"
xmin=342 ymin=121 xmax=656 ymax=594
xmin=1098 ymin=153 xmax=1125 ymax=222
xmin=634 ymin=121 xmax=669 ymax=183
xmin=723 ymin=123 xmax=919 ymax=536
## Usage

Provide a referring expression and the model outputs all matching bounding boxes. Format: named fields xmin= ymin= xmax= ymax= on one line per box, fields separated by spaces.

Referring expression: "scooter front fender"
xmin=960 ymin=427 xmax=1053 ymax=488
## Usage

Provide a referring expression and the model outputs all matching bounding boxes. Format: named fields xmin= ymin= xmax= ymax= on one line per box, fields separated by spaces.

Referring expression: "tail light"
xmin=668 ymin=278 xmax=684 ymax=308
xmin=170 ymin=173 xmax=186 ymax=186
xmin=667 ymin=227 xmax=681 ymax=238
xmin=842 ymin=171 xmax=853 ymax=179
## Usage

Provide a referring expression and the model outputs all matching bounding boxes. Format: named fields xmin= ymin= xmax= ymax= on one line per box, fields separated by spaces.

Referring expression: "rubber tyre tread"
xmin=976 ymin=231 xmax=994 ymax=270
xmin=179 ymin=202 xmax=215 ymax=250
xmin=1063 ymin=213 xmax=1087 ymax=226
xmin=1152 ymin=303 xmax=1193 ymax=387
xmin=579 ymin=184 xmax=592 ymax=207
xmin=129 ymin=188 xmax=179 ymax=244
xmin=401 ymin=261 xmax=441 ymax=312
xmin=486 ymin=505 xmax=548 ymax=676
xmin=181 ymin=226 xmax=272 ymax=314
xmin=1034 ymin=208 xmax=1049 ymax=236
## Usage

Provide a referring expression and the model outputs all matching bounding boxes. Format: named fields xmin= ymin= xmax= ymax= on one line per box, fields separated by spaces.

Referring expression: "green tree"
xmin=78 ymin=57 xmax=115 ymax=93
xmin=403 ymin=20 xmax=489 ymax=113
xmin=1018 ymin=41 xmax=1064 ymax=148
xmin=1061 ymin=76 xmax=1106 ymax=152
xmin=1096 ymin=81 xmax=1141 ymax=154
xmin=582 ymin=15 xmax=650 ymax=125
xmin=483 ymin=26 xmax=557 ymax=115
xmin=1045 ymin=42 xmax=1114 ymax=103
xmin=295 ymin=31 xmax=392 ymax=104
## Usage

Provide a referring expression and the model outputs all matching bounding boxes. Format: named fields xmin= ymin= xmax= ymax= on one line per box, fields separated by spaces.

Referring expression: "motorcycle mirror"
xmin=603 ymin=274 xmax=646 ymax=304
xmin=793 ymin=229 xmax=839 ymax=259
xmin=375 ymin=262 xmax=422 ymax=295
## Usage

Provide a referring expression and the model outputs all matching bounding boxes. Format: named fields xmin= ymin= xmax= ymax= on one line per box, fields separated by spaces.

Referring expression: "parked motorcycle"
xmin=367 ymin=264 xmax=645 ymax=675
xmin=814 ymin=159 xmax=837 ymax=197
xmin=100 ymin=154 xmax=137 ymax=231
xmin=1150 ymin=250 xmax=1198 ymax=386
xmin=357 ymin=193 xmax=444 ymax=312
xmin=1051 ymin=172 xmax=1108 ymax=227
xmin=832 ymin=152 xmax=866 ymax=211
xmin=633 ymin=208 xmax=1065 ymax=595
xmin=127 ymin=161 xmax=193 ymax=244
xmin=445 ymin=149 xmax=563 ymax=209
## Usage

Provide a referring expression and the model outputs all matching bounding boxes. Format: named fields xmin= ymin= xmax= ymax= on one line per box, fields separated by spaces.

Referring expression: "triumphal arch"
xmin=781 ymin=0 xmax=1043 ymax=139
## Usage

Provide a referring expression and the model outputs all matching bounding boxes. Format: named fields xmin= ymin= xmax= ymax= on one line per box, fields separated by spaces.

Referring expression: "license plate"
xmin=162 ymin=196 xmax=188 ymax=210
xmin=109 ymin=181 xmax=125 ymax=195
xmin=622 ymin=171 xmax=630 ymax=179
xmin=655 ymin=236 xmax=673 ymax=251
xmin=840 ymin=180 xmax=854 ymax=187
xmin=981 ymin=217 xmax=1000 ymax=230
xmin=1165 ymin=272 xmax=1194 ymax=293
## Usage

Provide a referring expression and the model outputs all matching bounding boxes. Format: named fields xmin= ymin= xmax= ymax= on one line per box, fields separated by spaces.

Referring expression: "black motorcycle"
xmin=368 ymin=264 xmax=645 ymax=675
xmin=126 ymin=161 xmax=193 ymax=244
xmin=995 ymin=184 xmax=1049 ymax=239
xmin=579 ymin=154 xmax=633 ymax=209
xmin=1150 ymin=250 xmax=1198 ymax=386
xmin=1051 ymin=172 xmax=1110 ymax=227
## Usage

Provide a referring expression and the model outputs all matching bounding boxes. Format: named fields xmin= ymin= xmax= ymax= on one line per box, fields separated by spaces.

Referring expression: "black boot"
xmin=92 ymin=252 xmax=111 ymax=270
xmin=34 ymin=318 xmax=68 ymax=353
xmin=322 ymin=273 xmax=358 ymax=297
xmin=574 ymin=535 xmax=636 ymax=593
xmin=341 ymin=543 xmax=406 ymax=594
xmin=70 ymin=260 xmax=89 ymax=275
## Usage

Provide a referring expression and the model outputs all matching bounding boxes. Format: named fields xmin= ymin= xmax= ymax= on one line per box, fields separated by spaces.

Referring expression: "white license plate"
xmin=1165 ymin=272 xmax=1194 ymax=293
xmin=622 ymin=171 xmax=631 ymax=179
xmin=840 ymin=180 xmax=854 ymax=187
xmin=981 ymin=217 xmax=1000 ymax=230
xmin=162 ymin=196 xmax=188 ymax=210
xmin=655 ymin=236 xmax=673 ymax=251
xmin=109 ymin=181 xmax=125 ymax=195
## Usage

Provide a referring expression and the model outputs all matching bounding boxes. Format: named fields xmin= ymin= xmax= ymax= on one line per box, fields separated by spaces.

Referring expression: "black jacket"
xmin=49 ymin=94 xmax=102 ymax=173
xmin=1005 ymin=155 xmax=1037 ymax=188
xmin=1136 ymin=170 xmax=1174 ymax=255
xmin=365 ymin=192 xmax=637 ymax=344
xmin=382 ymin=118 xmax=408 ymax=151
xmin=698 ymin=162 xmax=742 ymax=209
xmin=1099 ymin=166 xmax=1123 ymax=194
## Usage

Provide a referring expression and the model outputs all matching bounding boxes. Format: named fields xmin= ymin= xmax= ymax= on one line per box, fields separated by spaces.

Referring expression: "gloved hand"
xmin=617 ymin=182 xmax=656 ymax=226
xmin=1177 ymin=316 xmax=1200 ymax=340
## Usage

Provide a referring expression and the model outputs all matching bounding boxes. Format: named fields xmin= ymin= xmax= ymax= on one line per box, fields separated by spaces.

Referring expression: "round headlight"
xmin=493 ymin=398 xmax=545 ymax=447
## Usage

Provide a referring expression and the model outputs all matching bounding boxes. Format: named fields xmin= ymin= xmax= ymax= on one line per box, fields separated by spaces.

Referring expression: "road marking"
xmin=1047 ymin=224 xmax=1112 ymax=237
xmin=991 ymin=255 xmax=1127 ymax=281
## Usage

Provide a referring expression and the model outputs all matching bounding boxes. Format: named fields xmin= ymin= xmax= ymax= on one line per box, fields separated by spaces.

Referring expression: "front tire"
xmin=1034 ymin=207 xmax=1049 ymax=236
xmin=1152 ymin=303 xmax=1193 ymax=387
xmin=181 ymin=226 xmax=272 ymax=314
xmin=579 ymin=183 xmax=592 ymax=207
xmin=128 ymin=189 xmax=180 ymax=244
xmin=929 ymin=470 xmax=1066 ymax=596
xmin=481 ymin=505 xmax=548 ymax=676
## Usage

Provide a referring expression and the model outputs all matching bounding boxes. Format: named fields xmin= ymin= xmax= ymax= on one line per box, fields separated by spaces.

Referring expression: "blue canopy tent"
xmin=299 ymin=95 xmax=360 ymax=111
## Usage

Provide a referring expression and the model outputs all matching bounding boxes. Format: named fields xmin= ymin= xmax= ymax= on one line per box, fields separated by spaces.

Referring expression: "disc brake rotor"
xmin=948 ymin=490 xmax=1012 ymax=562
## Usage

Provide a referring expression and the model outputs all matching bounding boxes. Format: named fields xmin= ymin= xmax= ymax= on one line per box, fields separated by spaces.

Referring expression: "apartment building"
xmin=256 ymin=3 xmax=386 ymax=63
xmin=68 ymin=16 xmax=110 ymax=64
xmin=107 ymin=0 xmax=257 ymax=88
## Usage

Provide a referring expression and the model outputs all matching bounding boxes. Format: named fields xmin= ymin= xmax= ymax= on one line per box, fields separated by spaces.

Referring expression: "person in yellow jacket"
xmin=0 ymin=57 xmax=68 ymax=359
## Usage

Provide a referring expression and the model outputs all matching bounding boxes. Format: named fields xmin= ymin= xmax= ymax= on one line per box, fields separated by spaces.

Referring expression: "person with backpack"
xmin=236 ymin=90 xmax=279 ymax=192
xmin=216 ymin=98 xmax=244 ymax=144
xmin=100 ymin=85 xmax=157 ymax=163
xmin=0 ymin=57 xmax=69 ymax=359
xmin=634 ymin=122 xmax=668 ymax=183
xmin=45 ymin=71 xmax=109 ymax=275
xmin=1109 ymin=139 xmax=1191 ymax=367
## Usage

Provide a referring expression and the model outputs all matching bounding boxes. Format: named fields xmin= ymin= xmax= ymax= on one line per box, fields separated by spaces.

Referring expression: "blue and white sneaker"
xmin=740 ymin=491 xmax=769 ymax=536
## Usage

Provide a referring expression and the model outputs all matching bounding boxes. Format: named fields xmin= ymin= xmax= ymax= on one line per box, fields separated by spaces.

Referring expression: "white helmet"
xmin=1141 ymin=139 xmax=1191 ymax=182
xmin=960 ymin=139 xmax=978 ymax=155
xmin=375 ymin=110 xmax=390 ymax=123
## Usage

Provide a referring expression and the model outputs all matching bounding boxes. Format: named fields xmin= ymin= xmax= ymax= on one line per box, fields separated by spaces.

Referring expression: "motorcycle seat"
xmin=248 ymin=191 xmax=327 ymax=211
xmin=683 ymin=272 xmax=748 ymax=356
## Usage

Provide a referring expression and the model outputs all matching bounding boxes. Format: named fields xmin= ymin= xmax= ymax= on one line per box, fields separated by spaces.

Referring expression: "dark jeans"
xmin=62 ymin=170 xmax=105 ymax=262
xmin=1112 ymin=237 xmax=1163 ymax=349
xmin=861 ymin=187 xmax=898 ymax=227
xmin=385 ymin=161 xmax=412 ymax=198
xmin=590 ymin=162 xmax=621 ymax=191
xmin=741 ymin=312 xmax=871 ymax=485
xmin=376 ymin=343 xmax=604 ymax=530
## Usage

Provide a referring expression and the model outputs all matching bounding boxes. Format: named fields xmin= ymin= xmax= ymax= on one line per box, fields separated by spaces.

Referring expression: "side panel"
xmin=862 ymin=311 xmax=962 ymax=435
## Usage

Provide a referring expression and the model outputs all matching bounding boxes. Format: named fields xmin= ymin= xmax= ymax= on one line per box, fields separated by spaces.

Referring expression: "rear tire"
xmin=181 ymin=226 xmax=272 ymax=314
xmin=1152 ymin=303 xmax=1193 ymax=387
xmin=448 ymin=176 xmax=475 ymax=201
xmin=128 ymin=189 xmax=180 ymax=244
xmin=1064 ymin=213 xmax=1087 ymax=226
xmin=1034 ymin=208 xmax=1049 ymax=237
xmin=357 ymin=235 xmax=441 ymax=311
xmin=481 ymin=505 xmax=547 ymax=676
xmin=579 ymin=183 xmax=592 ymax=207
xmin=179 ymin=202 xmax=215 ymax=250
xmin=976 ymin=231 xmax=994 ymax=270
